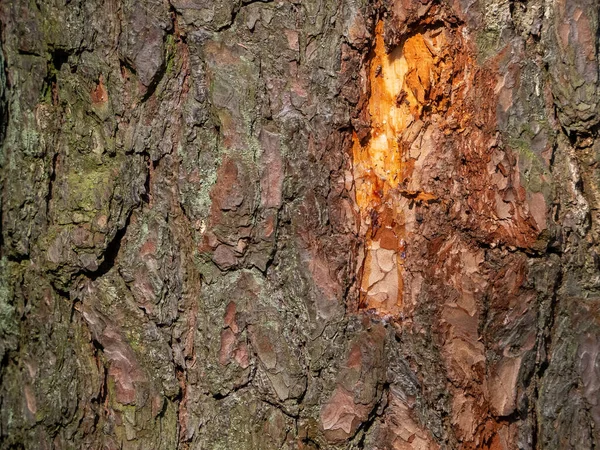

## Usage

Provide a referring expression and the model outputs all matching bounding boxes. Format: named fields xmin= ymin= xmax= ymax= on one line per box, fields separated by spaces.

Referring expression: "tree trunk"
xmin=1 ymin=0 xmax=599 ymax=448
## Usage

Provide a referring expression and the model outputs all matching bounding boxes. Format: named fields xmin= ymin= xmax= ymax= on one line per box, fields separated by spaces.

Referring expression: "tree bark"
xmin=0 ymin=0 xmax=599 ymax=448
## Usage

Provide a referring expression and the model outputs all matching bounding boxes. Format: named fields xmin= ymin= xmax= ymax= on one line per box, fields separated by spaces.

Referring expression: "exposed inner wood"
xmin=353 ymin=22 xmax=447 ymax=315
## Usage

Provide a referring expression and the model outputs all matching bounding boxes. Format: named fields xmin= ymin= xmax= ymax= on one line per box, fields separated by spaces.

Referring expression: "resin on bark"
xmin=353 ymin=18 xmax=462 ymax=316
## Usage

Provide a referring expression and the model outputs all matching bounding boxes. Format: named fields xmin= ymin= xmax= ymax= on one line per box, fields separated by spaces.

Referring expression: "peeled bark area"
xmin=1 ymin=0 xmax=599 ymax=449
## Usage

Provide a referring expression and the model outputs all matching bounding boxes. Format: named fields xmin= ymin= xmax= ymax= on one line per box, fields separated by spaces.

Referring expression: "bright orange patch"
xmin=91 ymin=75 xmax=108 ymax=104
xmin=353 ymin=22 xmax=446 ymax=315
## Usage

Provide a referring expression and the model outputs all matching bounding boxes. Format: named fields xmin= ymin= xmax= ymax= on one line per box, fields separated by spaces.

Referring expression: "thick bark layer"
xmin=0 ymin=0 xmax=599 ymax=449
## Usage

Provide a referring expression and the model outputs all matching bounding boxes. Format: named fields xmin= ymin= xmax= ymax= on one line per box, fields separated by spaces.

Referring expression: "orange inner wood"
xmin=353 ymin=22 xmax=446 ymax=315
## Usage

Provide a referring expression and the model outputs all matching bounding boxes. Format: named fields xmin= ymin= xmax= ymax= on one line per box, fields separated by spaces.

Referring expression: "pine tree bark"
xmin=0 ymin=0 xmax=599 ymax=449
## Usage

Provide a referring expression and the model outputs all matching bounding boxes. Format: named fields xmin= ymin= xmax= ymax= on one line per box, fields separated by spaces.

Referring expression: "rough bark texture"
xmin=0 ymin=0 xmax=599 ymax=449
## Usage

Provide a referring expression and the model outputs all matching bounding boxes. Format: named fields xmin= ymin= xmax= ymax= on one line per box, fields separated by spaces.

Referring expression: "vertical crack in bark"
xmin=0 ymin=30 xmax=7 ymax=258
xmin=45 ymin=151 xmax=58 ymax=224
